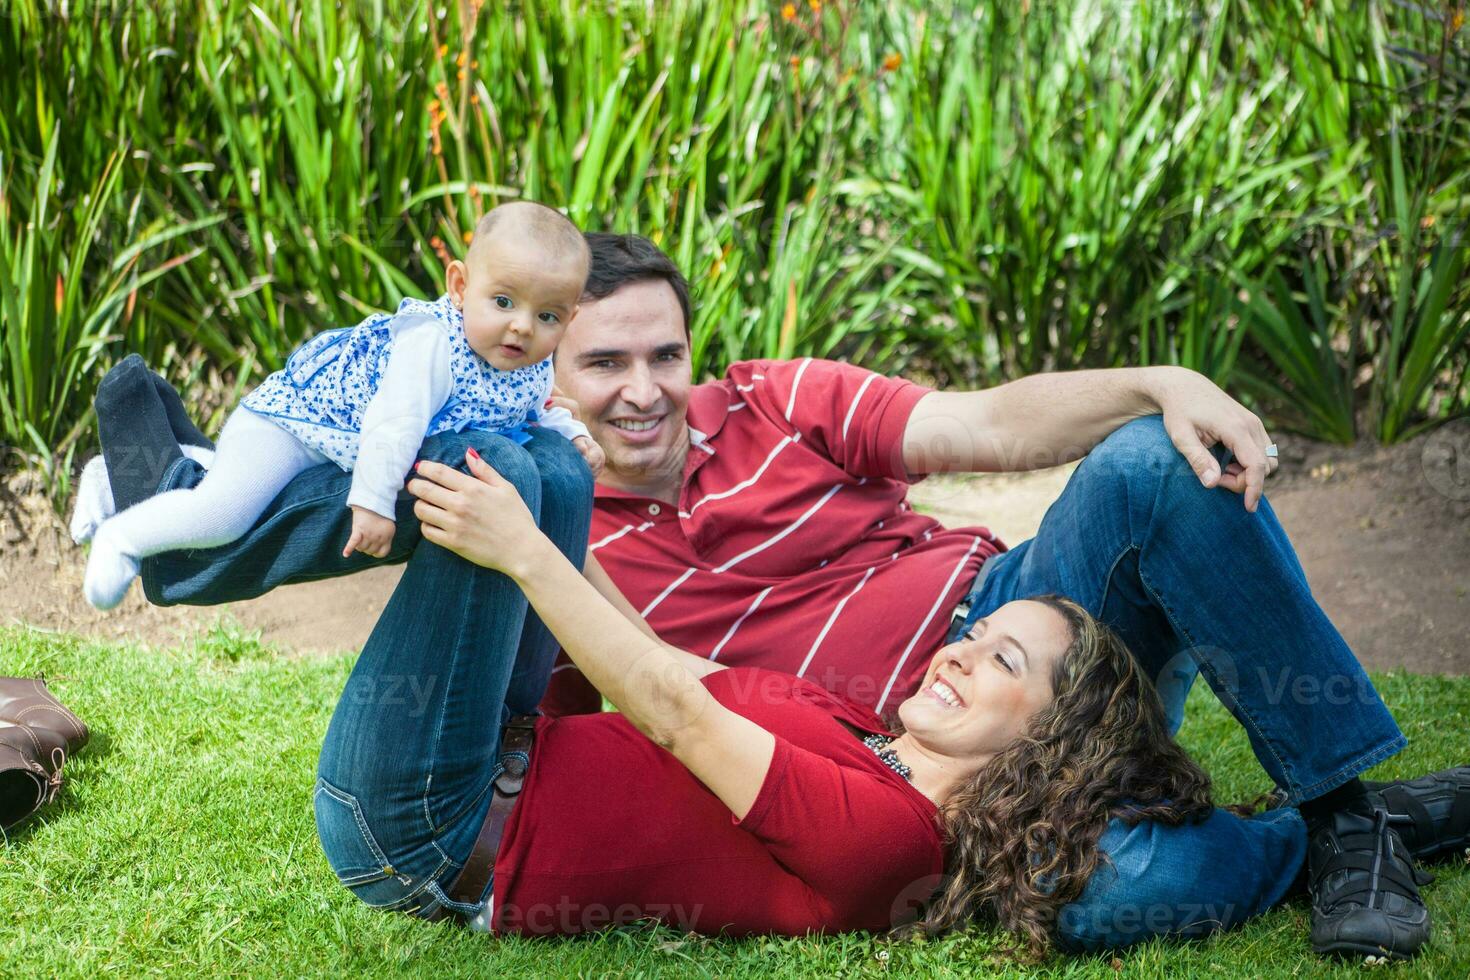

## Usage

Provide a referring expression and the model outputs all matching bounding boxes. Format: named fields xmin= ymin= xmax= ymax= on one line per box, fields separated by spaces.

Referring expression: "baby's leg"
xmin=83 ymin=409 xmax=327 ymax=609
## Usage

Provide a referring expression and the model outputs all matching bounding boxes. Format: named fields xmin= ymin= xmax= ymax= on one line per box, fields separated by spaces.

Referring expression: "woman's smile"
xmin=925 ymin=675 xmax=966 ymax=709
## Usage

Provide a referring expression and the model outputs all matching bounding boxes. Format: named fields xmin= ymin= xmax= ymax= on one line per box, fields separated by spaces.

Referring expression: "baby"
xmin=82 ymin=200 xmax=603 ymax=610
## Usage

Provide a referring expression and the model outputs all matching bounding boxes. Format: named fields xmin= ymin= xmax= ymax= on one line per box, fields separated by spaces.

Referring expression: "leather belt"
xmin=427 ymin=713 xmax=537 ymax=924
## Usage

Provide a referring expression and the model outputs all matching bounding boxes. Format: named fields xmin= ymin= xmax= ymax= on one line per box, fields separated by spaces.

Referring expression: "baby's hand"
xmin=344 ymin=505 xmax=396 ymax=559
xmin=573 ymin=435 xmax=605 ymax=477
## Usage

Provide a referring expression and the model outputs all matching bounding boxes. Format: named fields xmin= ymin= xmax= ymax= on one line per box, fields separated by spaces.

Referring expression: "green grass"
xmin=1 ymin=621 xmax=1466 ymax=977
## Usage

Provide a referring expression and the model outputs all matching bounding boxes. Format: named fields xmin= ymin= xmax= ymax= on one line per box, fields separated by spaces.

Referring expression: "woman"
xmin=312 ymin=433 xmax=1243 ymax=957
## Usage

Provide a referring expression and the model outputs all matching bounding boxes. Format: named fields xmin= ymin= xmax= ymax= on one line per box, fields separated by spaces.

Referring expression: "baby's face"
xmin=450 ymin=236 xmax=584 ymax=371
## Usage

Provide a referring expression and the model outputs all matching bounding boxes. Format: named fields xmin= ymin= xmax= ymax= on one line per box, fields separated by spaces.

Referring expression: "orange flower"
xmin=438 ymin=44 xmax=449 ymax=57
xmin=463 ymin=229 xmax=474 ymax=244
xmin=789 ymin=55 xmax=801 ymax=70
xmin=470 ymin=93 xmax=480 ymax=105
xmin=881 ymin=51 xmax=902 ymax=73
xmin=1452 ymin=7 xmax=1465 ymax=34
xmin=808 ymin=0 xmax=821 ymax=11
xmin=781 ymin=2 xmax=796 ymax=21
xmin=456 ymin=50 xmax=467 ymax=68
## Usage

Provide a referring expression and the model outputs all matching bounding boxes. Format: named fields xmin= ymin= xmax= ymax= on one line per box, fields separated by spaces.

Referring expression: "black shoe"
xmin=1363 ymin=765 xmax=1470 ymax=864
xmin=1308 ymin=807 xmax=1430 ymax=960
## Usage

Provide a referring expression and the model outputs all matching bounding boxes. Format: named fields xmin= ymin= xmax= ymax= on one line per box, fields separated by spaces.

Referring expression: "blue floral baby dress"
xmin=240 ymin=295 xmax=553 ymax=470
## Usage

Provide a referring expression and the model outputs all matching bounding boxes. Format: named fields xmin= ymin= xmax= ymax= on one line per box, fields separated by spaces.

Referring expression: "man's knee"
xmin=1086 ymin=415 xmax=1184 ymax=480
xmin=528 ymin=431 xmax=593 ymax=503
xmin=1079 ymin=414 xmax=1231 ymax=507
xmin=420 ymin=431 xmax=540 ymax=506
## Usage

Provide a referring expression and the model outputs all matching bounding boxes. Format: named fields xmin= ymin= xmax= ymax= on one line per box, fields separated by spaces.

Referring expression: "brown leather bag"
xmin=0 ymin=677 xmax=90 ymax=830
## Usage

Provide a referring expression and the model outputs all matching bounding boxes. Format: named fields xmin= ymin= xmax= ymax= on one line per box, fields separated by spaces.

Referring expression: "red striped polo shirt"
xmin=540 ymin=357 xmax=1007 ymax=718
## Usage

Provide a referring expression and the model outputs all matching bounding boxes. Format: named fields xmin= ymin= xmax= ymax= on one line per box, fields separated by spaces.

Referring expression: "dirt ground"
xmin=2 ymin=422 xmax=1467 ymax=673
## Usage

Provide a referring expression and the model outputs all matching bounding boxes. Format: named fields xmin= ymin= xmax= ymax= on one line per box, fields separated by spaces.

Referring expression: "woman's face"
xmin=897 ymin=599 xmax=1072 ymax=764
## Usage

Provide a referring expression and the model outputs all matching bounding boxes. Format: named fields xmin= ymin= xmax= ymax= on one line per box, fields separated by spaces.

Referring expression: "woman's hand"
xmin=406 ymin=449 xmax=548 ymax=577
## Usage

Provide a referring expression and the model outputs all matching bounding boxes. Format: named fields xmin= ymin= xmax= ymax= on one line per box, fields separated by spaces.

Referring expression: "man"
xmin=84 ymin=233 xmax=1466 ymax=959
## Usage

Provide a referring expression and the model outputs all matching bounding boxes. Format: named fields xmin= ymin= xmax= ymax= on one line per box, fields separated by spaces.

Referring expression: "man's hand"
xmin=572 ymin=435 xmax=606 ymax=476
xmin=344 ymin=505 xmax=396 ymax=558
xmin=1151 ymin=367 xmax=1279 ymax=513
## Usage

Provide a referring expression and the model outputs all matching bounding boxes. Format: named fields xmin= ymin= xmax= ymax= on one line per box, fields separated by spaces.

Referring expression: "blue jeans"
xmin=945 ymin=414 xmax=1405 ymax=950
xmin=96 ymin=357 xmax=592 ymax=920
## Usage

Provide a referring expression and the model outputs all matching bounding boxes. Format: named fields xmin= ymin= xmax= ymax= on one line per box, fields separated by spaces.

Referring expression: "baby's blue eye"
xmin=538 ymin=311 xmax=560 ymax=325
xmin=494 ymin=295 xmax=514 ymax=310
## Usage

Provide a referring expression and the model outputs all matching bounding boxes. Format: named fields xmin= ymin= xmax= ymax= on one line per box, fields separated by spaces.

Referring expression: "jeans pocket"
xmin=313 ymin=778 xmax=427 ymax=910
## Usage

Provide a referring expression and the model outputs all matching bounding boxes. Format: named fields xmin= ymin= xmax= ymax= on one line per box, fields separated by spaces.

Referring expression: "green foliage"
xmin=2 ymin=624 xmax=1468 ymax=976
xmin=1 ymin=0 xmax=1467 ymax=499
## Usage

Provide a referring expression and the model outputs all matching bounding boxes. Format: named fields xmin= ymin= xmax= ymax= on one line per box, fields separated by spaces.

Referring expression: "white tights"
xmin=83 ymin=408 xmax=330 ymax=608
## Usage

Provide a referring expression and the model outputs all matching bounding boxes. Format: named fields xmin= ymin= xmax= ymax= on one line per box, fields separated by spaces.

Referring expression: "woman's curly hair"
xmin=900 ymin=594 xmax=1220 ymax=958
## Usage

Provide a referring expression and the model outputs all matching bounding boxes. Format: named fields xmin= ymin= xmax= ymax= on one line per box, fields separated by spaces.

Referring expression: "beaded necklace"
xmin=861 ymin=733 xmax=913 ymax=782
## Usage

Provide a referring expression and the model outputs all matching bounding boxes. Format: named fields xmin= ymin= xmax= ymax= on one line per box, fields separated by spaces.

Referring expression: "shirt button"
xmin=648 ymin=504 xmax=662 ymax=516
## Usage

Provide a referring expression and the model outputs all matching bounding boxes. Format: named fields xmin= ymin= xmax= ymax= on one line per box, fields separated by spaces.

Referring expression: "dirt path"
xmin=3 ymin=424 xmax=1467 ymax=673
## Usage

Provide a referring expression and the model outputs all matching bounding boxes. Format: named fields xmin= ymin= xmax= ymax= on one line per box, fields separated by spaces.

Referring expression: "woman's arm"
xmin=582 ymin=552 xmax=726 ymax=679
xmin=408 ymin=452 xmax=771 ymax=818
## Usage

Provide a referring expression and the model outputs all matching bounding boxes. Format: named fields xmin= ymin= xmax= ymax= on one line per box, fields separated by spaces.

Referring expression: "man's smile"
xmin=607 ymin=415 xmax=666 ymax=442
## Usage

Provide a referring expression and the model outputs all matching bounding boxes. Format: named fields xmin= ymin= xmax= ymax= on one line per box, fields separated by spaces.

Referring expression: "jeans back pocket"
xmin=313 ymin=778 xmax=423 ymax=910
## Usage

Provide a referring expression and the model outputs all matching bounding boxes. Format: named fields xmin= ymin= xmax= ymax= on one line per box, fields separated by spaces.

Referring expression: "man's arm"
xmin=902 ymin=365 xmax=1280 ymax=512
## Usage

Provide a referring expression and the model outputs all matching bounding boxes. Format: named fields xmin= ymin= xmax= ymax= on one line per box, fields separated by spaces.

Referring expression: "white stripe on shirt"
xmin=641 ymin=567 xmax=696 ymax=618
xmin=710 ymin=481 xmax=851 ymax=575
xmin=685 ymin=434 xmax=800 ymax=517
xmin=709 ymin=586 xmax=774 ymax=662
xmin=876 ymin=536 xmax=983 ymax=713
xmin=590 ymin=521 xmax=654 ymax=552
xmin=840 ymin=373 xmax=879 ymax=444
xmin=784 ymin=357 xmax=813 ymax=421
xmin=796 ymin=566 xmax=876 ymax=678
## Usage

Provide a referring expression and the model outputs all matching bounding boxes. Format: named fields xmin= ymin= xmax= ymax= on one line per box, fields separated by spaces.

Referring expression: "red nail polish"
xmin=414 ymin=461 xmax=421 ymax=472
xmin=467 ymin=447 xmax=480 ymax=460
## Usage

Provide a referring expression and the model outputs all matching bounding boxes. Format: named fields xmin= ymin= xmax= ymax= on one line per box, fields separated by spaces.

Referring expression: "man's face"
xmin=554 ymin=279 xmax=692 ymax=492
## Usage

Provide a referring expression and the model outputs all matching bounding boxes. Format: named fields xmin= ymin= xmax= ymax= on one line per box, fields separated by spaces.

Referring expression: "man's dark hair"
xmin=582 ymin=232 xmax=692 ymax=337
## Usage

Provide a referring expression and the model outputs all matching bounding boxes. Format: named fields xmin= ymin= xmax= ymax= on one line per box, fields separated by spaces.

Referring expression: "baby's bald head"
xmin=466 ymin=201 xmax=590 ymax=282
xmin=446 ymin=200 xmax=591 ymax=372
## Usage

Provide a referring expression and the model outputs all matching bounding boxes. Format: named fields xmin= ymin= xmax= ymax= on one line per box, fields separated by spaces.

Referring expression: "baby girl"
xmin=82 ymin=200 xmax=603 ymax=610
